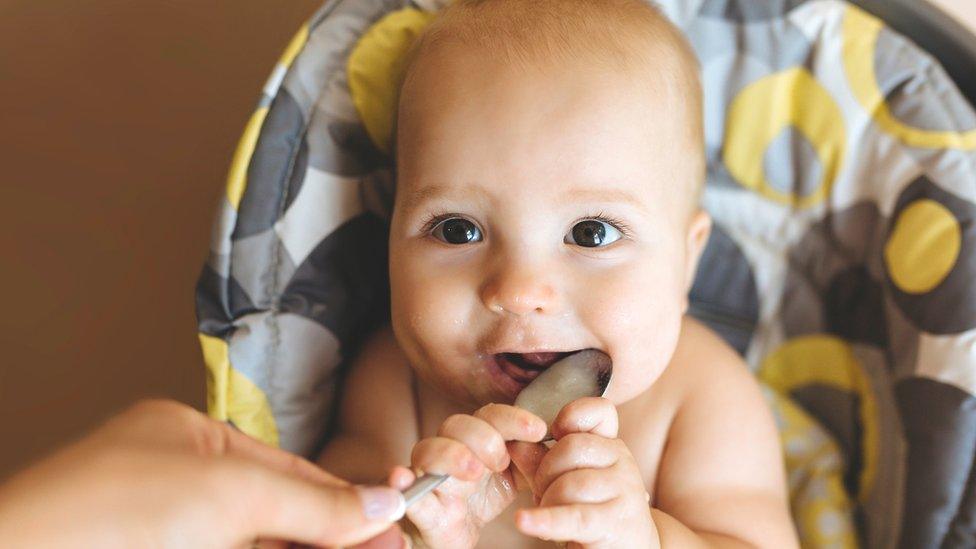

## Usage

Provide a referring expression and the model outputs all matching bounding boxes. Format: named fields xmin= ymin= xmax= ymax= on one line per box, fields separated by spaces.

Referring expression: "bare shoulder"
xmin=655 ymin=316 xmax=798 ymax=546
xmin=355 ymin=322 xmax=415 ymax=383
xmin=317 ymin=323 xmax=418 ymax=482
xmin=665 ymin=316 xmax=755 ymax=391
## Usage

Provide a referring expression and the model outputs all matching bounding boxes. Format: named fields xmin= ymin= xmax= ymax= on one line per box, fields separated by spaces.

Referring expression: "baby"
xmin=320 ymin=0 xmax=798 ymax=547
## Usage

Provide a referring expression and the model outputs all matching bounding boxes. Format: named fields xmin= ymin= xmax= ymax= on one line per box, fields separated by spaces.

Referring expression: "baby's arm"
xmin=652 ymin=319 xmax=798 ymax=547
xmin=318 ymin=324 xmax=418 ymax=483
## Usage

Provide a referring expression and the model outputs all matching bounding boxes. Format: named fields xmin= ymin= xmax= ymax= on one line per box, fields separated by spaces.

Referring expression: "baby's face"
xmin=389 ymin=48 xmax=706 ymax=408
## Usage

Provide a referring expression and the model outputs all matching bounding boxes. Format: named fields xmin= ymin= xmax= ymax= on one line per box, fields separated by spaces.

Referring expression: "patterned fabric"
xmin=195 ymin=1 xmax=976 ymax=546
xmin=763 ymin=384 xmax=859 ymax=549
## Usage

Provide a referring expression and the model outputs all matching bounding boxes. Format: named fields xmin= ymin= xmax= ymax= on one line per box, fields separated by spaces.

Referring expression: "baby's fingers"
xmin=538 ymin=468 xmax=617 ymax=507
xmin=438 ymin=414 xmax=510 ymax=472
xmin=474 ymin=403 xmax=548 ymax=442
xmin=387 ymin=465 xmax=415 ymax=490
xmin=534 ymin=434 xmax=622 ymax=496
xmin=516 ymin=502 xmax=610 ymax=544
xmin=551 ymin=397 xmax=618 ymax=440
xmin=411 ymin=437 xmax=484 ymax=481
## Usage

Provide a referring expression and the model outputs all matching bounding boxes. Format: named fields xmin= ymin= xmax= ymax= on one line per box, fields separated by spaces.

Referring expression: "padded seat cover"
xmin=196 ymin=1 xmax=976 ymax=546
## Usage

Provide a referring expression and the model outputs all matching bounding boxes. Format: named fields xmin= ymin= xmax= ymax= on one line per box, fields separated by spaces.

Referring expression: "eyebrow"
xmin=563 ymin=187 xmax=646 ymax=211
xmin=400 ymin=184 xmax=647 ymax=213
xmin=399 ymin=185 xmax=489 ymax=214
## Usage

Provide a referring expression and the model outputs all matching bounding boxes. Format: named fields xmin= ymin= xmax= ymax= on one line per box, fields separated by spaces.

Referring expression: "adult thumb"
xmin=244 ymin=468 xmax=405 ymax=547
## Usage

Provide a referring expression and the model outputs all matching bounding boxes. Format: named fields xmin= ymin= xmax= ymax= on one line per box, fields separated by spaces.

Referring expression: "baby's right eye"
xmin=431 ymin=217 xmax=483 ymax=244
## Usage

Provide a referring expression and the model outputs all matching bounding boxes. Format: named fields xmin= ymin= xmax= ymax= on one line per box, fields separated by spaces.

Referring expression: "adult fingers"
xmin=551 ymin=397 xmax=618 ymax=440
xmin=121 ymin=399 xmax=344 ymax=487
xmin=218 ymin=421 xmax=343 ymax=486
xmin=232 ymin=463 xmax=405 ymax=548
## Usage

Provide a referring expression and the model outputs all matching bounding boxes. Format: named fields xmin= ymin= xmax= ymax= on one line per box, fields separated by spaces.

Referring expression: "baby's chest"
xmin=478 ymin=490 xmax=558 ymax=549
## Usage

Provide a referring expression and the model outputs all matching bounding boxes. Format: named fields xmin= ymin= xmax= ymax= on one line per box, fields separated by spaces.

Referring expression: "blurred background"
xmin=0 ymin=0 xmax=320 ymax=476
xmin=936 ymin=1 xmax=976 ymax=29
xmin=0 ymin=0 xmax=973 ymax=478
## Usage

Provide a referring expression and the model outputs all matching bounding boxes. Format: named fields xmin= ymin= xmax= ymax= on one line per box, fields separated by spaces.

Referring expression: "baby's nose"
xmin=480 ymin=266 xmax=561 ymax=316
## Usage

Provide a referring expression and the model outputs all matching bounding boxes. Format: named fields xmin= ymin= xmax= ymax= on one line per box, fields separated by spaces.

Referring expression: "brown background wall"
xmin=0 ymin=0 xmax=319 ymax=477
xmin=1 ymin=0 xmax=974 ymax=479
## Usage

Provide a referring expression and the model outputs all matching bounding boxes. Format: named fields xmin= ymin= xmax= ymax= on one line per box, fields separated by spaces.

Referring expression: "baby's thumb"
xmin=507 ymin=441 xmax=547 ymax=496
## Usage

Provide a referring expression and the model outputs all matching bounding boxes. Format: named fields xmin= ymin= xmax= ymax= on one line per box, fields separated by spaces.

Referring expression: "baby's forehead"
xmin=395 ymin=0 xmax=705 ymax=215
xmin=397 ymin=0 xmax=702 ymax=142
xmin=404 ymin=0 xmax=693 ymax=75
xmin=400 ymin=60 xmax=682 ymax=164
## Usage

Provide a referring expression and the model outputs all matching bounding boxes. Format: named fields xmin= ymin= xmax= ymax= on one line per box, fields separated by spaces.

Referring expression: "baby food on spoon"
xmin=513 ymin=348 xmax=612 ymax=428
xmin=401 ymin=349 xmax=612 ymax=507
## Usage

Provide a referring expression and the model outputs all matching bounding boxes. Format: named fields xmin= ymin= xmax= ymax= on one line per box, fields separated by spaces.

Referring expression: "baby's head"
xmin=388 ymin=0 xmax=711 ymax=407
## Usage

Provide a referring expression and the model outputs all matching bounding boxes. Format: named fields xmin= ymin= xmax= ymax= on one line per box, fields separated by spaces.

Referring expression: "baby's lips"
xmin=519 ymin=351 xmax=566 ymax=365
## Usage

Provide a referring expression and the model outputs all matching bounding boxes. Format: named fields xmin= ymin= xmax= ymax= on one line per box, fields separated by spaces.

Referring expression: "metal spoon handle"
xmin=401 ymin=473 xmax=448 ymax=508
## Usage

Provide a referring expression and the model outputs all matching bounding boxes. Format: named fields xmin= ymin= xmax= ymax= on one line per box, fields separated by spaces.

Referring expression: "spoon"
xmin=400 ymin=349 xmax=613 ymax=508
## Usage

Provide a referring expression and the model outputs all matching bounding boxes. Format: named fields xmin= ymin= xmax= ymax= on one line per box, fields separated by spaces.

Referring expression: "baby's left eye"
xmin=564 ymin=219 xmax=623 ymax=248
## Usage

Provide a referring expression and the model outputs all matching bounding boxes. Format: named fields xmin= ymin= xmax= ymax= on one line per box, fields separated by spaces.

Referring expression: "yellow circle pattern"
xmin=759 ymin=335 xmax=879 ymax=504
xmin=842 ymin=6 xmax=976 ymax=150
xmin=347 ymin=8 xmax=437 ymax=154
xmin=723 ymin=67 xmax=846 ymax=209
xmin=765 ymin=387 xmax=858 ymax=548
xmin=198 ymin=333 xmax=280 ymax=447
xmin=884 ymin=198 xmax=962 ymax=295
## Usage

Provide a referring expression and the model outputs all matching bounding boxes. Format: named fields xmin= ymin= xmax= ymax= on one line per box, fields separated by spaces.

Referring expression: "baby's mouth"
xmin=495 ymin=351 xmax=576 ymax=384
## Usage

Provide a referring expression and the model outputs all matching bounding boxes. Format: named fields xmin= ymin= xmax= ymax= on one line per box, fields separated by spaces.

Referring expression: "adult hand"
xmin=0 ymin=399 xmax=406 ymax=548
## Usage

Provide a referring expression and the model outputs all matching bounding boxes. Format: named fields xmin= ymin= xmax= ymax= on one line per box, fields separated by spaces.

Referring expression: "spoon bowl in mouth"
xmin=513 ymin=348 xmax=612 ymax=429
xmin=400 ymin=348 xmax=613 ymax=508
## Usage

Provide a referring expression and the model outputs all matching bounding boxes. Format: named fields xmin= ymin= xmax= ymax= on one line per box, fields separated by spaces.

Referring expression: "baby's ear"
xmin=682 ymin=209 xmax=712 ymax=298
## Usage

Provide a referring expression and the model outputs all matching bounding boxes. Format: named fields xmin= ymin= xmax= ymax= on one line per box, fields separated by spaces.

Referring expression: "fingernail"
xmin=356 ymin=486 xmax=406 ymax=521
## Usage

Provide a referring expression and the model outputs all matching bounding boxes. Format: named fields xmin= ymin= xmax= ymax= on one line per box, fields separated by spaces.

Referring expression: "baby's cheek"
xmin=590 ymin=266 xmax=684 ymax=401
xmin=395 ymin=280 xmax=440 ymax=335
xmin=392 ymin=257 xmax=474 ymax=366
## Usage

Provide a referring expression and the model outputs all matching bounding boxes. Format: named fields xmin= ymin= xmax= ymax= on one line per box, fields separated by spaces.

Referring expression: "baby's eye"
xmin=431 ymin=217 xmax=483 ymax=244
xmin=564 ymin=219 xmax=623 ymax=248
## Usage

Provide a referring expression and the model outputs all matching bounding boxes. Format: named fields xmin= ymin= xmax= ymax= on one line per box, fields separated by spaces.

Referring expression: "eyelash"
xmin=583 ymin=211 xmax=634 ymax=239
xmin=418 ymin=212 xmax=458 ymax=235
xmin=419 ymin=211 xmax=633 ymax=239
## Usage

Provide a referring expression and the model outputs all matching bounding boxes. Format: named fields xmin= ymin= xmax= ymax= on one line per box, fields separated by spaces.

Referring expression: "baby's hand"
xmin=512 ymin=398 xmax=660 ymax=549
xmin=403 ymin=404 xmax=547 ymax=549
